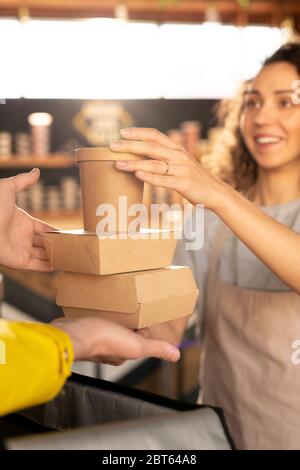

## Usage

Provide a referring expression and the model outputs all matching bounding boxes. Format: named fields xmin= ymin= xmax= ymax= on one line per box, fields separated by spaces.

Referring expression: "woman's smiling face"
xmin=240 ymin=61 xmax=300 ymax=171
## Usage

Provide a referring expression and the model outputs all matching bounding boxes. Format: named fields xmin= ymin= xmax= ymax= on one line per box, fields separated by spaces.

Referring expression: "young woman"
xmin=111 ymin=43 xmax=300 ymax=449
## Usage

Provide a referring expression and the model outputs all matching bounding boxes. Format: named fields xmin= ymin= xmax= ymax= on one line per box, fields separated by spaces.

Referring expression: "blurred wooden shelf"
xmin=31 ymin=210 xmax=81 ymax=218
xmin=0 ymin=154 xmax=75 ymax=169
xmin=0 ymin=1 xmax=300 ymax=26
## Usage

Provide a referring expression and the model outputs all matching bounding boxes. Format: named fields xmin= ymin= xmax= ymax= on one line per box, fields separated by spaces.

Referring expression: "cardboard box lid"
xmin=44 ymin=228 xmax=178 ymax=237
xmin=57 ymin=267 xmax=198 ymax=315
xmin=44 ymin=230 xmax=100 ymax=272
xmin=43 ymin=229 xmax=179 ymax=275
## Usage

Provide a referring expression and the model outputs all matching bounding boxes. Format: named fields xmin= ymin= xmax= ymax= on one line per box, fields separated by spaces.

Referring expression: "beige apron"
xmin=201 ymin=223 xmax=300 ymax=450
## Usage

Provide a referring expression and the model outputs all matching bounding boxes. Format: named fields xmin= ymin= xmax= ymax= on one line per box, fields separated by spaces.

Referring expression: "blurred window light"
xmin=22 ymin=19 xmax=160 ymax=99
xmin=159 ymin=23 xmax=241 ymax=99
xmin=0 ymin=20 xmax=22 ymax=98
xmin=240 ymin=26 xmax=282 ymax=81
xmin=0 ymin=19 xmax=282 ymax=100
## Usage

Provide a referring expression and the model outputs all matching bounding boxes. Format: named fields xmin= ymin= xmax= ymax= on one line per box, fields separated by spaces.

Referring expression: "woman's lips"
xmin=253 ymin=135 xmax=284 ymax=151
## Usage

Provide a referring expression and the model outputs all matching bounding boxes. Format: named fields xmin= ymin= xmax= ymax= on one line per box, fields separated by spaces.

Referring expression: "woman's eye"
xmin=279 ymin=98 xmax=293 ymax=108
xmin=243 ymin=99 xmax=260 ymax=109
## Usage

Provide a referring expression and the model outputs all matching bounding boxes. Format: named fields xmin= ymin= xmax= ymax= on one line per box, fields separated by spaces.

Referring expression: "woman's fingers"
xmin=115 ymin=159 xmax=188 ymax=177
xmin=120 ymin=127 xmax=180 ymax=149
xmin=135 ymin=170 xmax=186 ymax=192
xmin=110 ymin=140 xmax=183 ymax=163
xmin=116 ymin=159 xmax=168 ymax=174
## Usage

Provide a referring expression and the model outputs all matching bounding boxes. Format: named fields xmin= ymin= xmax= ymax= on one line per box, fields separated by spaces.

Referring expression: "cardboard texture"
xmin=75 ymin=147 xmax=145 ymax=232
xmin=43 ymin=229 xmax=178 ymax=275
xmin=57 ymin=267 xmax=199 ymax=329
xmin=47 ymin=146 xmax=200 ymax=330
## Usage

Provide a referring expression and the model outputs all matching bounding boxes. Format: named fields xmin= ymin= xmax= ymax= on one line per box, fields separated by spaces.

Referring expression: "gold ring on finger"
xmin=162 ymin=161 xmax=170 ymax=175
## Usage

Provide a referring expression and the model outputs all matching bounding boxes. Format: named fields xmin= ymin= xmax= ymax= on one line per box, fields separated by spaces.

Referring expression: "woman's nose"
xmin=253 ymin=103 xmax=274 ymax=126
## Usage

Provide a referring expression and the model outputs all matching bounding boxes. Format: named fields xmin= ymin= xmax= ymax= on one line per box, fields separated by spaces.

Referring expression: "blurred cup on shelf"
xmin=167 ymin=129 xmax=183 ymax=146
xmin=0 ymin=132 xmax=12 ymax=159
xmin=46 ymin=186 xmax=61 ymax=212
xmin=61 ymin=177 xmax=79 ymax=211
xmin=180 ymin=120 xmax=201 ymax=138
xmin=29 ymin=182 xmax=44 ymax=212
xmin=15 ymin=132 xmax=31 ymax=156
xmin=180 ymin=121 xmax=201 ymax=157
xmin=28 ymin=112 xmax=53 ymax=156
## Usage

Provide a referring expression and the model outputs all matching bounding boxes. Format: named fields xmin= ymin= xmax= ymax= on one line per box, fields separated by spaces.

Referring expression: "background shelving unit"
xmin=0 ymin=153 xmax=82 ymax=228
xmin=0 ymin=153 xmax=75 ymax=169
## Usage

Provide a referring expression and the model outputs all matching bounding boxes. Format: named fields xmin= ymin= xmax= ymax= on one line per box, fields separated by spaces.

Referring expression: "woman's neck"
xmin=252 ymin=163 xmax=300 ymax=207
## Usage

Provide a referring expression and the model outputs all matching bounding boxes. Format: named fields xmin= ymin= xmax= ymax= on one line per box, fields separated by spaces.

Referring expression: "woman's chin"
xmin=255 ymin=157 xmax=296 ymax=172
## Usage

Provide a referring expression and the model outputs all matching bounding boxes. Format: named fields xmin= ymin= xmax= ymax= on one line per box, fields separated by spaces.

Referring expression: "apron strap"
xmin=207 ymin=221 xmax=231 ymax=286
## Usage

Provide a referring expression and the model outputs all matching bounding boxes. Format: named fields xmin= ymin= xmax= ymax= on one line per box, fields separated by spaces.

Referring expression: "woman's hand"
xmin=111 ymin=127 xmax=226 ymax=210
xmin=109 ymin=128 xmax=300 ymax=295
xmin=0 ymin=169 xmax=56 ymax=272
xmin=52 ymin=316 xmax=180 ymax=365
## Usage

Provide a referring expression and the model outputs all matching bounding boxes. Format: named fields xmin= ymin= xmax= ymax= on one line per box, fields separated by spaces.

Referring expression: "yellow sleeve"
xmin=0 ymin=320 xmax=74 ymax=417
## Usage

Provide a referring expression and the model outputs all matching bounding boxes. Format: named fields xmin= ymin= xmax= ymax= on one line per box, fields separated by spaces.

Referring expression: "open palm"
xmin=0 ymin=169 xmax=56 ymax=271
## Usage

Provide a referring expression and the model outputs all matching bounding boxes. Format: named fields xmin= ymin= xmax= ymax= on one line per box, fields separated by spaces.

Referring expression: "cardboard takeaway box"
xmin=57 ymin=266 xmax=199 ymax=329
xmin=43 ymin=229 xmax=179 ymax=275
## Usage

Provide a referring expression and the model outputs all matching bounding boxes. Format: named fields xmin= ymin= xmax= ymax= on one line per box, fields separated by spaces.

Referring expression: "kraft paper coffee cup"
xmin=75 ymin=147 xmax=145 ymax=233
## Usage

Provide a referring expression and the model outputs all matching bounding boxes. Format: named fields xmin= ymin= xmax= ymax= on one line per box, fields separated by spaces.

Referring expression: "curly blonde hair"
xmin=216 ymin=81 xmax=257 ymax=192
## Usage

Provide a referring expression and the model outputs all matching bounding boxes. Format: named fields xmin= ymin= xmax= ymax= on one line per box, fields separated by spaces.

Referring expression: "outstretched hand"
xmin=0 ymin=168 xmax=56 ymax=271
xmin=52 ymin=316 xmax=181 ymax=365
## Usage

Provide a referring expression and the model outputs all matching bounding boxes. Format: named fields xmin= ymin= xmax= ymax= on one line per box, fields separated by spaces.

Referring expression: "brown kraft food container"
xmin=75 ymin=147 xmax=145 ymax=233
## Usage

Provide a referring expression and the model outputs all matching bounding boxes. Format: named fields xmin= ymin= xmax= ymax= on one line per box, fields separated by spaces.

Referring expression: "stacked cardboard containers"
xmin=43 ymin=148 xmax=199 ymax=329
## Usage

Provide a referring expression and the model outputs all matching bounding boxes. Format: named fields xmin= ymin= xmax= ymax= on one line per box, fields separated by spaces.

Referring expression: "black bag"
xmin=2 ymin=373 xmax=234 ymax=450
